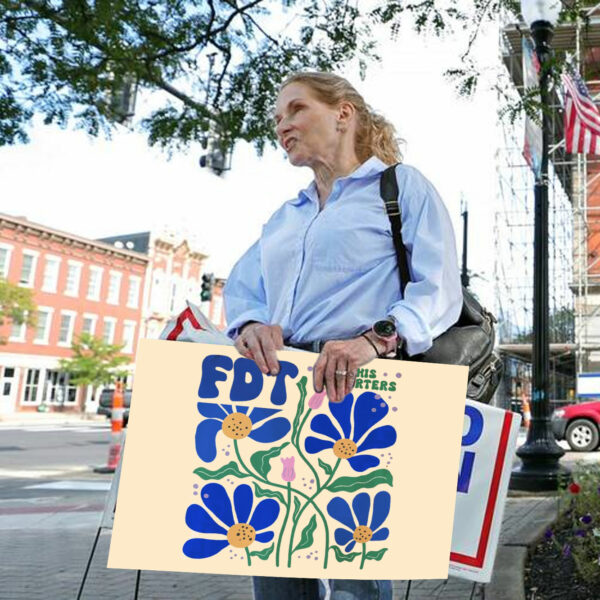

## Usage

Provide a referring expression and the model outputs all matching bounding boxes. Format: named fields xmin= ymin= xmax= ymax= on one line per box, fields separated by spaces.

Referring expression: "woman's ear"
xmin=337 ymin=101 xmax=356 ymax=126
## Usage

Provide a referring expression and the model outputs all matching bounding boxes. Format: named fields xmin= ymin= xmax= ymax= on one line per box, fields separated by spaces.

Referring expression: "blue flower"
xmin=304 ymin=392 xmax=396 ymax=471
xmin=183 ymin=482 xmax=280 ymax=559
xmin=327 ymin=491 xmax=391 ymax=553
xmin=195 ymin=403 xmax=291 ymax=462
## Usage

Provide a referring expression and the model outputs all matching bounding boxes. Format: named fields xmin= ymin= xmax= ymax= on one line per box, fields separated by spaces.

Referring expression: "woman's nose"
xmin=276 ymin=119 xmax=292 ymax=140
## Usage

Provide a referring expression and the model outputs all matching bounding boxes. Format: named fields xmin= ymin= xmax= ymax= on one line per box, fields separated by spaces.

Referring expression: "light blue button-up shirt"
xmin=224 ymin=156 xmax=462 ymax=356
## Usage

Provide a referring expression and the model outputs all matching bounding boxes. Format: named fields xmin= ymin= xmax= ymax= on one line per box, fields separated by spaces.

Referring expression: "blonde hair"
xmin=280 ymin=71 xmax=402 ymax=165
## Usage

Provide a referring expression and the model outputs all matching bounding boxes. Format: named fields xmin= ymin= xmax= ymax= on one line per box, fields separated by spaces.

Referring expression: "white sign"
xmin=577 ymin=373 xmax=600 ymax=398
xmin=449 ymin=401 xmax=521 ymax=582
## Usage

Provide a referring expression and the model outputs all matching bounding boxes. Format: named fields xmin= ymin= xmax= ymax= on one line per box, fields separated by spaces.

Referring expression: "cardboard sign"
xmin=449 ymin=401 xmax=521 ymax=582
xmin=108 ymin=340 xmax=468 ymax=580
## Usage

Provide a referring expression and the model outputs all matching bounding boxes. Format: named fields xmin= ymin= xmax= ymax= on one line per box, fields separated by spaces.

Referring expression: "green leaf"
xmin=318 ymin=458 xmax=333 ymax=476
xmin=253 ymin=481 xmax=285 ymax=504
xmin=193 ymin=461 xmax=250 ymax=480
xmin=365 ymin=548 xmax=388 ymax=561
xmin=250 ymin=442 xmax=289 ymax=480
xmin=250 ymin=543 xmax=275 ymax=560
xmin=291 ymin=376 xmax=307 ymax=444
xmin=327 ymin=469 xmax=393 ymax=493
xmin=330 ymin=545 xmax=361 ymax=563
xmin=292 ymin=496 xmax=301 ymax=522
xmin=292 ymin=514 xmax=317 ymax=553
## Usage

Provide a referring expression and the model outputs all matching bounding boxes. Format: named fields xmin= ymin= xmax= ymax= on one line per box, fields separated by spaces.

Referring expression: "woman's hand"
xmin=313 ymin=334 xmax=386 ymax=403
xmin=234 ymin=322 xmax=284 ymax=375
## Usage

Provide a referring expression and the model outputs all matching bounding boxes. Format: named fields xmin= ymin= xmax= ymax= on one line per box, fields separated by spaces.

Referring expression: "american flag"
xmin=562 ymin=68 xmax=600 ymax=154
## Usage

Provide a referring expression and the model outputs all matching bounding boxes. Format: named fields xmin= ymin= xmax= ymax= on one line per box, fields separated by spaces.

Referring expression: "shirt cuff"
xmin=226 ymin=309 xmax=270 ymax=340
xmin=388 ymin=306 xmax=432 ymax=357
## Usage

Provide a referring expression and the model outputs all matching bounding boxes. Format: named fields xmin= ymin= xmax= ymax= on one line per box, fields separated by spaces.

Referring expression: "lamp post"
xmin=510 ymin=0 xmax=571 ymax=491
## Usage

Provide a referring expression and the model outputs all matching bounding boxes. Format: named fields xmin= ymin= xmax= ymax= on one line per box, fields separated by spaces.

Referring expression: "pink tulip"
xmin=308 ymin=390 xmax=327 ymax=410
xmin=281 ymin=456 xmax=296 ymax=482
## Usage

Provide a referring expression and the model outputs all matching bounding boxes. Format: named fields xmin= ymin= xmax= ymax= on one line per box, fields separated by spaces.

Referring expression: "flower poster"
xmin=108 ymin=340 xmax=468 ymax=580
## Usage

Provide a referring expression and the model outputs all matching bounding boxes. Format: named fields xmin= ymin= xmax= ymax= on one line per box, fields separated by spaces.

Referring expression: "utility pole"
xmin=461 ymin=196 xmax=470 ymax=288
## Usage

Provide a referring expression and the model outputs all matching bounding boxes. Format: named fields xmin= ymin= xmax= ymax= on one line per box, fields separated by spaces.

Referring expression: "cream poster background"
xmin=108 ymin=340 xmax=468 ymax=580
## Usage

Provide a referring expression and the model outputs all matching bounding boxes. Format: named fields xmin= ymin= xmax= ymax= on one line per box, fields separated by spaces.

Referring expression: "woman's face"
xmin=273 ymin=82 xmax=343 ymax=168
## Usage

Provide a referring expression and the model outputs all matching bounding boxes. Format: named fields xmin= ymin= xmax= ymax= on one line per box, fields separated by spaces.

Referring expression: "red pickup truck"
xmin=551 ymin=400 xmax=600 ymax=452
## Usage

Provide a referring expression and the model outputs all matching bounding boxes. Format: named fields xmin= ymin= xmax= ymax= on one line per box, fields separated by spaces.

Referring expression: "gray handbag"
xmin=380 ymin=165 xmax=503 ymax=404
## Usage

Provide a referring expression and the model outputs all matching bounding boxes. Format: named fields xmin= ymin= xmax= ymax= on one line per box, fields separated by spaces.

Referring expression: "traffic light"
xmin=199 ymin=136 xmax=232 ymax=176
xmin=201 ymin=273 xmax=215 ymax=301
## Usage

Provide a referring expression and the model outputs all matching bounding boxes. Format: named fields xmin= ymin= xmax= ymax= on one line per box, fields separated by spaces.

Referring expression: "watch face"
xmin=374 ymin=319 xmax=396 ymax=338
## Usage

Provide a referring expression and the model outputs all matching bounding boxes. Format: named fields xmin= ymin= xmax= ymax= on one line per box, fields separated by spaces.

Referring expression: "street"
xmin=0 ymin=422 xmax=597 ymax=600
xmin=0 ymin=423 xmax=253 ymax=599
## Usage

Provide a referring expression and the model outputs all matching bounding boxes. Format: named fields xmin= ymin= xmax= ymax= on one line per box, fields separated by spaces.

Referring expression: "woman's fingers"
xmin=235 ymin=324 xmax=281 ymax=375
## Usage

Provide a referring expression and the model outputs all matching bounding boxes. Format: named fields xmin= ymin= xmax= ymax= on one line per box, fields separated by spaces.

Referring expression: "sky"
xmin=0 ymin=11 xmax=502 ymax=309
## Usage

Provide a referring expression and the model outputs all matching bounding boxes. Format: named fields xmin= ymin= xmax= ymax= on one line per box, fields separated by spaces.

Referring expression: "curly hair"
xmin=279 ymin=71 xmax=403 ymax=165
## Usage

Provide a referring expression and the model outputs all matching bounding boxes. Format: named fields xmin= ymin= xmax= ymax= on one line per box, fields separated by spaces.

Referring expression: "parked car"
xmin=551 ymin=400 xmax=600 ymax=452
xmin=97 ymin=388 xmax=132 ymax=426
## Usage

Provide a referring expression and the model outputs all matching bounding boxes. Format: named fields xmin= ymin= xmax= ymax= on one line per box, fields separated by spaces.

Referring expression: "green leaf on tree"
xmin=250 ymin=442 xmax=289 ymax=480
xmin=193 ymin=461 xmax=250 ymax=480
xmin=318 ymin=458 xmax=333 ymax=476
xmin=249 ymin=543 xmax=275 ymax=560
xmin=327 ymin=469 xmax=393 ymax=493
xmin=292 ymin=514 xmax=317 ymax=553
xmin=253 ymin=482 xmax=286 ymax=504
xmin=366 ymin=548 xmax=388 ymax=561
xmin=330 ymin=545 xmax=361 ymax=562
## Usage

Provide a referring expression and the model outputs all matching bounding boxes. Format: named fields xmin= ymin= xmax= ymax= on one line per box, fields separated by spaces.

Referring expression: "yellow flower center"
xmin=227 ymin=522 xmax=256 ymax=548
xmin=353 ymin=525 xmax=373 ymax=544
xmin=222 ymin=413 xmax=252 ymax=439
xmin=333 ymin=438 xmax=357 ymax=459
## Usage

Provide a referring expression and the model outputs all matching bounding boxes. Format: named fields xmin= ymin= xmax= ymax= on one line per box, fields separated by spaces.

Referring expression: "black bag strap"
xmin=380 ymin=164 xmax=411 ymax=295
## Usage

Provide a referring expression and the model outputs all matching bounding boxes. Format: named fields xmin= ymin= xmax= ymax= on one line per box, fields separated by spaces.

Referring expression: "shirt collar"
xmin=292 ymin=156 xmax=391 ymax=206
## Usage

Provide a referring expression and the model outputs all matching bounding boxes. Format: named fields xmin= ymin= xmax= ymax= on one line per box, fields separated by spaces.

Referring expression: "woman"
xmin=224 ymin=72 xmax=462 ymax=600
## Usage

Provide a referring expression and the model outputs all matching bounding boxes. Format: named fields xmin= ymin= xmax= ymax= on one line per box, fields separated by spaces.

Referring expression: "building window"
xmin=87 ymin=267 xmax=103 ymax=300
xmin=0 ymin=244 xmax=14 ymax=278
xmin=57 ymin=311 xmax=76 ymax=346
xmin=43 ymin=370 xmax=77 ymax=405
xmin=22 ymin=369 xmax=41 ymax=404
xmin=127 ymin=276 xmax=141 ymax=308
xmin=82 ymin=314 xmax=97 ymax=336
xmin=107 ymin=271 xmax=122 ymax=305
xmin=65 ymin=261 xmax=82 ymax=297
xmin=9 ymin=317 xmax=26 ymax=342
xmin=41 ymin=256 xmax=61 ymax=293
xmin=33 ymin=308 xmax=53 ymax=344
xmin=151 ymin=270 xmax=166 ymax=313
xmin=103 ymin=317 xmax=116 ymax=344
xmin=19 ymin=251 xmax=38 ymax=287
xmin=122 ymin=320 xmax=136 ymax=353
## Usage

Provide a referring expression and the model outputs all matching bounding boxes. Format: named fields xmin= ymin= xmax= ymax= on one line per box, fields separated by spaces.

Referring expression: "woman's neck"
xmin=313 ymin=155 xmax=362 ymax=208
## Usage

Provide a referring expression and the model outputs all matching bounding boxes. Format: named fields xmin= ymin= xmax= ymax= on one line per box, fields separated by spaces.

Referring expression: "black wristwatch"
xmin=372 ymin=318 xmax=405 ymax=354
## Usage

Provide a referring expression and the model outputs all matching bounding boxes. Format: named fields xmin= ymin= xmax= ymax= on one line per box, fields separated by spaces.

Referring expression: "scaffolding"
xmin=494 ymin=15 xmax=589 ymax=408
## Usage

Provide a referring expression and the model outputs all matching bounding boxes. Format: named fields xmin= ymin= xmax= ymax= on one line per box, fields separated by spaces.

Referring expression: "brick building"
xmin=97 ymin=231 xmax=225 ymax=338
xmin=0 ymin=214 xmax=147 ymax=415
xmin=0 ymin=217 xmax=225 ymax=416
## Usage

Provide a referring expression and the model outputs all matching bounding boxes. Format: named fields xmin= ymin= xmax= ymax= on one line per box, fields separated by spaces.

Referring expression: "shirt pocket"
xmin=307 ymin=206 xmax=394 ymax=273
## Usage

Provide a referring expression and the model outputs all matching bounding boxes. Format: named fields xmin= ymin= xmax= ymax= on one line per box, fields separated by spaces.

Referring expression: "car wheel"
xmin=565 ymin=419 xmax=600 ymax=452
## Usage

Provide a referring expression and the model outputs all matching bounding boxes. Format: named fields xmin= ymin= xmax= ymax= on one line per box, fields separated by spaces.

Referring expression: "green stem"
xmin=294 ymin=409 xmax=322 ymax=492
xmin=245 ymin=546 xmax=251 ymax=567
xmin=276 ymin=483 xmax=291 ymax=567
xmin=360 ymin=543 xmax=367 ymax=569
xmin=232 ymin=440 xmax=331 ymax=568
xmin=287 ymin=459 xmax=341 ymax=568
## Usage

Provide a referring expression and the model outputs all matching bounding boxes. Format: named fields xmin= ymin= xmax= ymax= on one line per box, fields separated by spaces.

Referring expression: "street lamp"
xmin=510 ymin=0 xmax=571 ymax=491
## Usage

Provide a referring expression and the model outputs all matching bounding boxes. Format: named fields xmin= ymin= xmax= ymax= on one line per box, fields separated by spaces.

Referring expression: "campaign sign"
xmin=449 ymin=401 xmax=521 ymax=582
xmin=108 ymin=340 xmax=468 ymax=580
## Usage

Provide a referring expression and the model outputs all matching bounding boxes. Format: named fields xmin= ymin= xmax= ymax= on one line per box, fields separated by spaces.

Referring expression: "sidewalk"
xmin=0 ymin=493 xmax=559 ymax=599
xmin=0 ymin=411 xmax=106 ymax=427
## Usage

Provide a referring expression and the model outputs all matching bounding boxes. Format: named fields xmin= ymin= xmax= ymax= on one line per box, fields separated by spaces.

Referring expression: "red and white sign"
xmin=449 ymin=401 xmax=521 ymax=582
